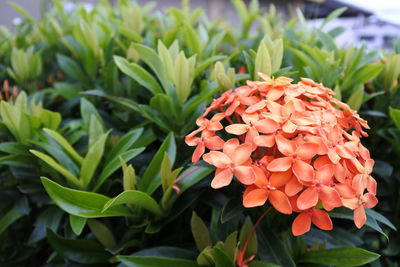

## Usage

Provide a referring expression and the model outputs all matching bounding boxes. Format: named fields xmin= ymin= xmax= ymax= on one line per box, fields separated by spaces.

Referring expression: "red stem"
xmin=241 ymin=207 xmax=272 ymax=260
xmin=175 ymin=166 xmax=201 ymax=183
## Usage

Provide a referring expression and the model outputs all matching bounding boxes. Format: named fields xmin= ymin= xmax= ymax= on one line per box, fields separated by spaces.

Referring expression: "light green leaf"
xmin=114 ymin=56 xmax=163 ymax=95
xmin=191 ymin=211 xmax=212 ymax=252
xmin=102 ymin=190 xmax=162 ymax=216
xmin=87 ymin=219 xmax=116 ymax=248
xmin=31 ymin=150 xmax=82 ymax=188
xmin=43 ymin=128 xmax=83 ymax=164
xmin=299 ymin=247 xmax=380 ymax=266
xmin=69 ymin=215 xmax=87 ymax=235
xmin=118 ymin=256 xmax=199 ymax=267
xmin=41 ymin=177 xmax=130 ymax=218
xmin=347 ymin=88 xmax=364 ymax=110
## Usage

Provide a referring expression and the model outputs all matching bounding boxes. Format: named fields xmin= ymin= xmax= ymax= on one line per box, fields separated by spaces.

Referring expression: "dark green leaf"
xmin=117 ymin=256 xmax=199 ymax=267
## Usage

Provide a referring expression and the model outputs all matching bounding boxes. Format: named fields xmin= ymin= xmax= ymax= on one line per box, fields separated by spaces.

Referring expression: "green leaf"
xmin=365 ymin=209 xmax=396 ymax=231
xmin=342 ymin=64 xmax=384 ymax=90
xmin=95 ymin=148 xmax=145 ymax=191
xmin=31 ymin=150 xmax=82 ymax=188
xmin=176 ymin=166 xmax=212 ymax=193
xmin=69 ymin=214 xmax=87 ymax=235
xmin=118 ymin=256 xmax=199 ymax=267
xmin=299 ymin=247 xmax=380 ymax=266
xmin=184 ymin=22 xmax=201 ymax=57
xmin=239 ymin=217 xmax=257 ymax=258
xmin=191 ymin=211 xmax=212 ymax=252
xmin=87 ymin=219 xmax=116 ymax=248
xmin=320 ymin=7 xmax=347 ymax=29
xmin=41 ymin=177 xmax=130 ymax=218
xmin=103 ymin=190 xmax=162 ymax=216
xmin=80 ymin=132 xmax=108 ymax=187
xmin=214 ymin=247 xmax=235 ymax=267
xmin=139 ymin=133 xmax=176 ymax=194
xmin=105 ymin=128 xmax=143 ymax=163
xmin=28 ymin=207 xmax=63 ymax=244
xmin=389 ymin=106 xmax=400 ymax=130
xmin=46 ymin=229 xmax=110 ymax=264
xmin=8 ymin=2 xmax=35 ymax=22
xmin=56 ymin=54 xmax=89 ymax=86
xmin=329 ymin=207 xmax=388 ymax=239
xmin=347 ymin=88 xmax=364 ymax=110
xmin=254 ymin=41 xmax=272 ymax=78
xmin=120 ymin=157 xmax=137 ymax=191
xmin=0 ymin=198 xmax=29 ymax=235
xmin=43 ymin=128 xmax=83 ymax=164
xmin=114 ymin=56 xmax=163 ymax=95
xmin=249 ymin=261 xmax=281 ymax=267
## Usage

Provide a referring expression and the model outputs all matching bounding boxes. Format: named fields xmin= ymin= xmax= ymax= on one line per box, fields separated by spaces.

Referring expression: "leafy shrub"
xmin=0 ymin=0 xmax=399 ymax=266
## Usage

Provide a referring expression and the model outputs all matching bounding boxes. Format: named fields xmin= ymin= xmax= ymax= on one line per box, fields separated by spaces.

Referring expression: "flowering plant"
xmin=186 ymin=73 xmax=378 ymax=236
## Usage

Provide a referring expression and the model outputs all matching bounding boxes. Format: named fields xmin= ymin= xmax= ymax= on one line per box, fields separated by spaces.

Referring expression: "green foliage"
xmin=0 ymin=0 xmax=398 ymax=266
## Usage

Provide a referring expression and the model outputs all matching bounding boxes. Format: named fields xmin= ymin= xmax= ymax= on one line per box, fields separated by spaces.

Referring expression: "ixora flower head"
xmin=185 ymin=73 xmax=377 ymax=236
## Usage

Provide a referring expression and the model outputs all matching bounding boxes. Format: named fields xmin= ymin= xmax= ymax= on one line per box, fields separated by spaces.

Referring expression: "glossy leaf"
xmin=117 ymin=256 xmax=199 ymax=267
xmin=191 ymin=211 xmax=212 ymax=252
xmin=41 ymin=177 xmax=130 ymax=218
xmin=103 ymin=190 xmax=162 ymax=216
xmin=299 ymin=247 xmax=380 ymax=266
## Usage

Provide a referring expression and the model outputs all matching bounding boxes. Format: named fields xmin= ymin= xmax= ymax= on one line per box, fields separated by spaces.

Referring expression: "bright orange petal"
xmin=342 ymin=198 xmax=359 ymax=210
xmin=234 ymin=166 xmax=256 ymax=185
xmin=246 ymin=101 xmax=266 ymax=113
xmin=297 ymin=187 xmax=319 ymax=210
xmin=270 ymin=170 xmax=292 ymax=188
xmin=204 ymin=135 xmax=224 ymax=150
xmin=354 ymin=205 xmax=367 ymax=229
xmin=269 ymin=190 xmax=292 ymax=214
xmin=292 ymin=213 xmax=311 ymax=236
xmin=315 ymin=164 xmax=335 ymax=185
xmin=254 ymin=135 xmax=276 ymax=147
xmin=242 ymin=188 xmax=269 ymax=207
xmin=211 ymin=168 xmax=233 ymax=189
xmin=223 ymin=138 xmax=240 ymax=158
xmin=192 ymin=142 xmax=205 ymax=163
xmin=292 ymin=160 xmax=315 ymax=182
xmin=363 ymin=193 xmax=378 ymax=209
xmin=267 ymin=157 xmax=293 ymax=172
xmin=254 ymin=118 xmax=280 ymax=134
xmin=225 ymin=124 xmax=248 ymax=135
xmin=311 ymin=209 xmax=333 ymax=230
xmin=296 ymin=143 xmax=319 ymax=160
xmin=320 ymin=186 xmax=342 ymax=211
xmin=275 ymin=135 xmax=295 ymax=156
xmin=335 ymin=184 xmax=356 ymax=199
xmin=282 ymin=120 xmax=297 ymax=134
xmin=203 ymin=151 xmax=232 ymax=168
xmin=232 ymin=143 xmax=253 ymax=165
xmin=285 ymin=176 xmax=303 ymax=196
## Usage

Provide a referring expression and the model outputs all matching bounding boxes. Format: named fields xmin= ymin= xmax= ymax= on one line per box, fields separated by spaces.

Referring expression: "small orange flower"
xmin=185 ymin=73 xmax=377 ymax=237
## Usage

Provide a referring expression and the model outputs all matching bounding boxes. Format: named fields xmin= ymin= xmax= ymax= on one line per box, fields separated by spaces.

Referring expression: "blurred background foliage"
xmin=0 ymin=0 xmax=399 ymax=266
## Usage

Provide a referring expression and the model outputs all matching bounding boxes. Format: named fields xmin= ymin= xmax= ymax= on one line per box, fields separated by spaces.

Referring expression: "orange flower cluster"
xmin=185 ymin=73 xmax=378 ymax=236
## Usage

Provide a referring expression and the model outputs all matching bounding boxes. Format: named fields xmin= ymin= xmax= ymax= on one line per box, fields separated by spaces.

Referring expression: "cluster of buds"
xmin=1 ymin=81 xmax=19 ymax=102
xmin=185 ymin=73 xmax=377 ymax=235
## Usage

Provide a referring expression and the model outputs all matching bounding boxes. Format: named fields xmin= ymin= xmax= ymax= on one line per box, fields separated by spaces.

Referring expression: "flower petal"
xmin=282 ymin=120 xmax=297 ymax=134
xmin=211 ymin=168 xmax=233 ymax=189
xmin=285 ymin=176 xmax=303 ymax=196
xmin=311 ymin=209 xmax=333 ymax=230
xmin=293 ymin=160 xmax=315 ymax=182
xmin=275 ymin=135 xmax=295 ymax=156
xmin=335 ymin=184 xmax=356 ymax=199
xmin=270 ymin=169 xmax=292 ymax=188
xmin=269 ymin=190 xmax=292 ymax=214
xmin=320 ymin=186 xmax=342 ymax=211
xmin=254 ymin=135 xmax=276 ymax=147
xmin=267 ymin=157 xmax=293 ymax=172
xmin=246 ymin=101 xmax=266 ymax=113
xmin=204 ymin=135 xmax=224 ymax=150
xmin=242 ymin=188 xmax=269 ymax=207
xmin=232 ymin=143 xmax=253 ymax=165
xmin=363 ymin=193 xmax=378 ymax=209
xmin=203 ymin=151 xmax=232 ymax=168
xmin=316 ymin=164 xmax=335 ymax=185
xmin=354 ymin=205 xmax=367 ymax=229
xmin=292 ymin=213 xmax=311 ymax=236
xmin=296 ymin=143 xmax=319 ymax=160
xmin=254 ymin=118 xmax=280 ymax=134
xmin=192 ymin=142 xmax=205 ymax=163
xmin=297 ymin=187 xmax=319 ymax=210
xmin=225 ymin=124 xmax=248 ymax=135
xmin=234 ymin=165 xmax=256 ymax=185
